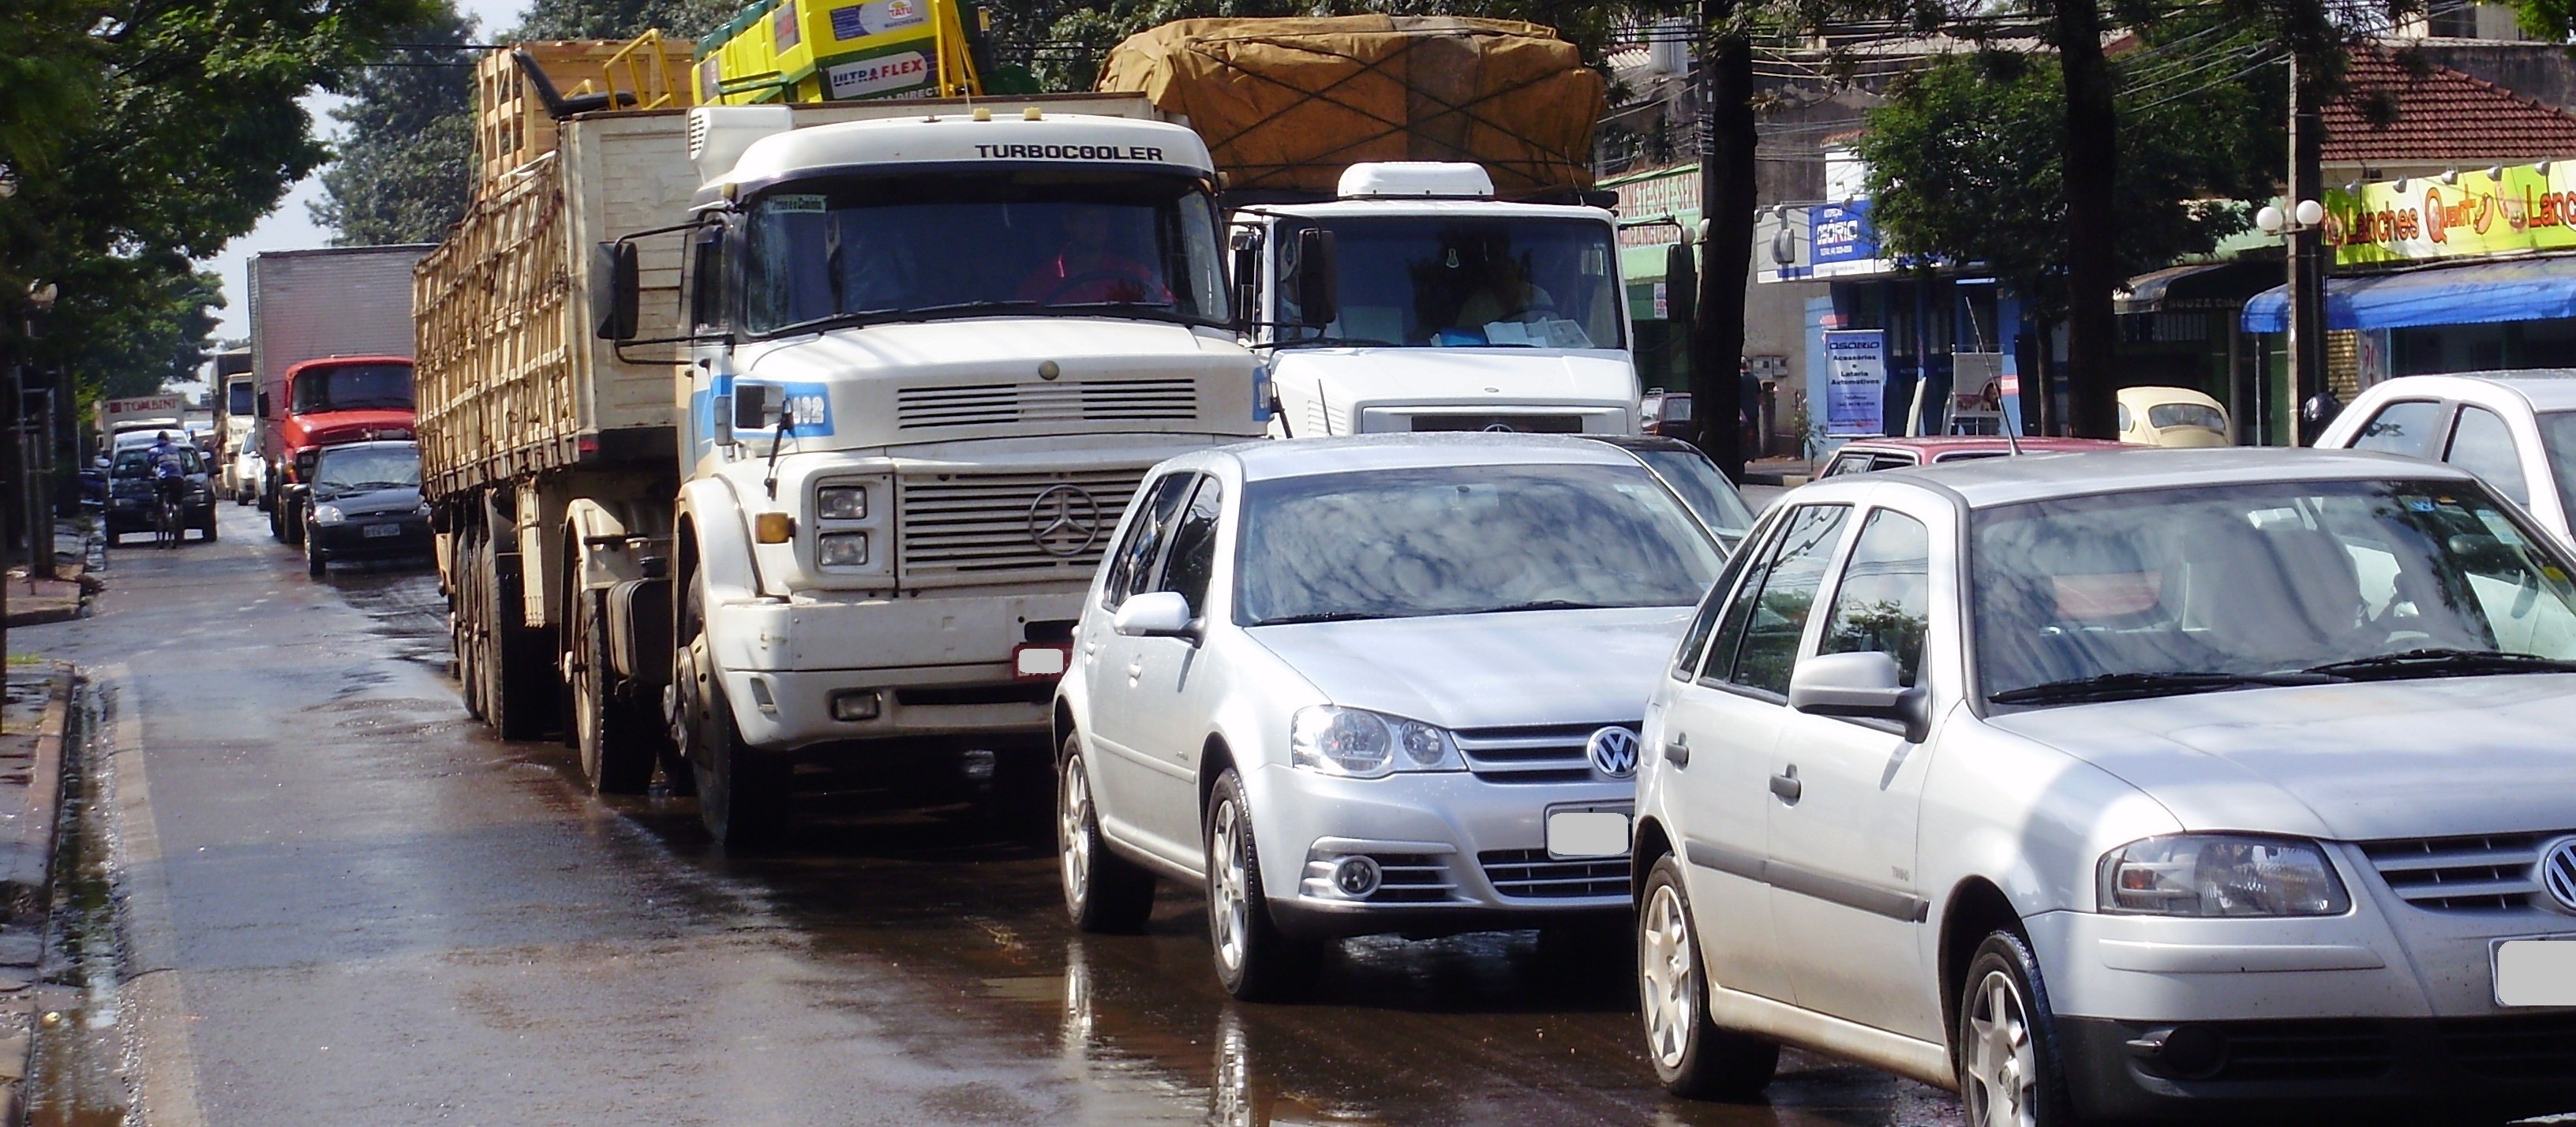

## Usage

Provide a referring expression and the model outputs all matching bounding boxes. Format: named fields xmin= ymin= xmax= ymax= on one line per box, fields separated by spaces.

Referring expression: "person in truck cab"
xmin=1017 ymin=204 xmax=1170 ymax=305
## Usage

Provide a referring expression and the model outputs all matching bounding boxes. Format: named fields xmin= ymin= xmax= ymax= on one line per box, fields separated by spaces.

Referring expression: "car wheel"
xmin=680 ymin=581 xmax=791 ymax=847
xmin=1060 ymin=734 xmax=1155 ymax=933
xmin=1957 ymin=930 xmax=2077 ymax=1127
xmin=305 ymin=536 xmax=326 ymax=577
xmin=1204 ymin=768 xmax=1316 ymax=1001
xmin=1638 ymin=853 xmax=1778 ymax=1099
xmin=573 ymin=590 xmax=657 ymax=795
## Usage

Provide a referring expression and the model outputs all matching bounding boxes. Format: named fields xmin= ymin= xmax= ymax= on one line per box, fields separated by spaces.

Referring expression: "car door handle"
xmin=1769 ymin=765 xmax=1802 ymax=804
xmin=1125 ymin=661 xmax=1143 ymax=679
xmin=1662 ymin=733 xmax=1690 ymax=767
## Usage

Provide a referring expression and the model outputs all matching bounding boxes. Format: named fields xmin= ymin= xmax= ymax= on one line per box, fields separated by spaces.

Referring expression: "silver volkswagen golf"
xmin=1635 ymin=448 xmax=2576 ymax=1125
xmin=1054 ymin=434 xmax=1728 ymax=999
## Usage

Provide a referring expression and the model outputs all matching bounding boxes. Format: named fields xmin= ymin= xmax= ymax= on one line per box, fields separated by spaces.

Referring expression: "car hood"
xmin=312 ymin=485 xmax=421 ymax=517
xmin=1987 ymin=676 xmax=2576 ymax=841
xmin=1247 ymin=606 xmax=1690 ymax=730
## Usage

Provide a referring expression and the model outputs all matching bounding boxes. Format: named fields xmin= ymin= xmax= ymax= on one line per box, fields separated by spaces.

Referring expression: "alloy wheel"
xmin=1059 ymin=758 xmax=1092 ymax=908
xmin=1964 ymin=969 xmax=2039 ymax=1127
xmin=1209 ymin=799 xmax=1249 ymax=973
xmin=1639 ymin=882 xmax=1696 ymax=1070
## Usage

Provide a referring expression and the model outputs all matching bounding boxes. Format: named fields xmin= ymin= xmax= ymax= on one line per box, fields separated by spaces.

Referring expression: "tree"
xmin=1690 ymin=0 xmax=1757 ymax=477
xmin=314 ymin=2 xmax=481 ymax=246
xmin=512 ymin=0 xmax=738 ymax=39
xmin=1858 ymin=42 xmax=2279 ymax=419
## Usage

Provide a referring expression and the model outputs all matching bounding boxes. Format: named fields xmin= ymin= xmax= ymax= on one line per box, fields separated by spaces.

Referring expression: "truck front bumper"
xmin=714 ymin=587 xmax=1084 ymax=753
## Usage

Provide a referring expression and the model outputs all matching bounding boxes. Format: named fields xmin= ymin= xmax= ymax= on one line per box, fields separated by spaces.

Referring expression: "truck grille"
xmin=897 ymin=468 xmax=1146 ymax=579
xmin=1479 ymin=849 xmax=1630 ymax=899
xmin=1451 ymin=721 xmax=1630 ymax=784
xmin=2357 ymin=830 xmax=2560 ymax=911
xmin=895 ymin=380 xmax=1199 ymax=429
xmin=1410 ymin=414 xmax=1582 ymax=433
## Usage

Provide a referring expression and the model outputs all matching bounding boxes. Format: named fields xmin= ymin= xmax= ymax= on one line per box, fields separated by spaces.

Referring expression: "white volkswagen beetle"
xmin=1054 ymin=434 xmax=1727 ymax=999
xmin=1634 ymin=448 xmax=2576 ymax=1125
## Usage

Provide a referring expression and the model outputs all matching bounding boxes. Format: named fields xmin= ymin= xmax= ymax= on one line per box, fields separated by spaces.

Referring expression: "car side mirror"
xmin=593 ymin=241 xmax=640 ymax=341
xmin=1295 ymin=228 xmax=1339 ymax=328
xmin=1788 ymin=651 xmax=1930 ymax=742
xmin=1112 ymin=590 xmax=1198 ymax=639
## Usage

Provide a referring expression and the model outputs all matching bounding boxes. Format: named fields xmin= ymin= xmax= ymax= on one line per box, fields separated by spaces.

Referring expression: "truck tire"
xmin=283 ymin=499 xmax=305 ymax=547
xmin=679 ymin=582 xmax=790 ymax=847
xmin=573 ymin=590 xmax=659 ymax=794
xmin=480 ymin=530 xmax=559 ymax=742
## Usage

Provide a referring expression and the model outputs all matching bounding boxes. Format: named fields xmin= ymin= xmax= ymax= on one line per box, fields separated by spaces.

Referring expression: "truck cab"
xmin=1229 ymin=162 xmax=1639 ymax=436
xmin=261 ymin=355 xmax=416 ymax=543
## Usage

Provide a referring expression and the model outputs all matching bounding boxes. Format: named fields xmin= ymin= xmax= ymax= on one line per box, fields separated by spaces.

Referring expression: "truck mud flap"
xmin=607 ymin=578 xmax=672 ymax=687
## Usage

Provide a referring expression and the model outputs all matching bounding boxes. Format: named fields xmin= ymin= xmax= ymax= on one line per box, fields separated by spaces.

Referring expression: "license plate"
xmin=362 ymin=523 xmax=403 ymax=538
xmin=1013 ymin=643 xmax=1070 ymax=680
xmin=2495 ymin=938 xmax=2576 ymax=1006
xmin=1546 ymin=810 xmax=1630 ymax=860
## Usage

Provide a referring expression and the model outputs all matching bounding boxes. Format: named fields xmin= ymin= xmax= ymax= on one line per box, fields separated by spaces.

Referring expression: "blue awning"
xmin=2243 ymin=256 xmax=2576 ymax=332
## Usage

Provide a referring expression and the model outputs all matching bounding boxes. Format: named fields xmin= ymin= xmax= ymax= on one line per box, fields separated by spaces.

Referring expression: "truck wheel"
xmin=481 ymin=530 xmax=557 ymax=741
xmin=283 ymin=500 xmax=305 ymax=547
xmin=455 ymin=526 xmax=487 ymax=720
xmin=680 ymin=582 xmax=790 ymax=846
xmin=573 ymin=591 xmax=657 ymax=795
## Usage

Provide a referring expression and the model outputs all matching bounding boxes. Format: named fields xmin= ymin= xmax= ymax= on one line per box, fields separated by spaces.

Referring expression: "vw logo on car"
xmin=1586 ymin=725 xmax=1639 ymax=779
xmin=2543 ymin=837 xmax=2576 ymax=915
xmin=1026 ymin=484 xmax=1103 ymax=557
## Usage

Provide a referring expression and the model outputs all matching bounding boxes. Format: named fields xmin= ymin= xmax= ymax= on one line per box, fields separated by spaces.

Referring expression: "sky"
xmin=196 ymin=0 xmax=530 ymax=355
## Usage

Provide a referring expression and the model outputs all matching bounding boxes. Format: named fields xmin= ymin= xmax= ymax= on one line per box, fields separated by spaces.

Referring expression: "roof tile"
xmin=2325 ymin=43 xmax=2576 ymax=164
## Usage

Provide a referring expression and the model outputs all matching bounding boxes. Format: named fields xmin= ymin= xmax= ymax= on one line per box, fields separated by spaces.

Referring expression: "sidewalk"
xmin=1743 ymin=456 xmax=1815 ymax=487
xmin=0 ymin=663 xmax=73 ymax=1117
xmin=5 ymin=519 xmax=102 ymax=629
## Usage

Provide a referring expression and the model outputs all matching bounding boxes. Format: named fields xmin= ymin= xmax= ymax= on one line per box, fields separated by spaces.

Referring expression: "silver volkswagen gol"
xmin=1634 ymin=448 xmax=2576 ymax=1125
xmin=1055 ymin=434 xmax=1728 ymax=999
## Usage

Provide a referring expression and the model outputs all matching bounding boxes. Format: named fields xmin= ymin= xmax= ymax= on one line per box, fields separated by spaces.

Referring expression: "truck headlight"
xmin=1289 ymin=706 xmax=1458 ymax=778
xmin=2099 ymin=834 xmax=2349 ymax=917
xmin=311 ymin=504 xmax=346 ymax=526
xmin=816 ymin=485 xmax=867 ymax=520
xmin=816 ymin=532 xmax=869 ymax=567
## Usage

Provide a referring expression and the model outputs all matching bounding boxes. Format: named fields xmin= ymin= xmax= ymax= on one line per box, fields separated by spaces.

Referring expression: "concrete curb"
xmin=0 ymin=663 xmax=73 ymax=1122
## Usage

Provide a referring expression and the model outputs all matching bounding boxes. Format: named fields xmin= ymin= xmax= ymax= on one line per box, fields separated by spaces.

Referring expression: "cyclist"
xmin=147 ymin=431 xmax=190 ymax=532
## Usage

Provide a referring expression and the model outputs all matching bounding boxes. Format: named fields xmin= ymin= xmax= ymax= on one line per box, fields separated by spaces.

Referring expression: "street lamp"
xmin=2255 ymin=198 xmax=2331 ymax=444
xmin=2255 ymin=198 xmax=2327 ymax=234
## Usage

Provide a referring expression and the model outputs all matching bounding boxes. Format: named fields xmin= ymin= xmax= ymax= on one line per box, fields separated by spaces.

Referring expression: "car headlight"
xmin=2099 ymin=834 xmax=2350 ymax=917
xmin=414 ymin=500 xmax=432 ymax=517
xmin=1289 ymin=706 xmax=1459 ymax=778
xmin=816 ymin=485 xmax=867 ymax=520
xmin=311 ymin=504 xmax=345 ymax=526
xmin=816 ymin=531 xmax=869 ymax=567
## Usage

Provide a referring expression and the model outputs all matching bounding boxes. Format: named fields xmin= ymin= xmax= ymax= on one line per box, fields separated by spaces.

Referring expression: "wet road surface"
xmin=14 ymin=504 xmax=1960 ymax=1126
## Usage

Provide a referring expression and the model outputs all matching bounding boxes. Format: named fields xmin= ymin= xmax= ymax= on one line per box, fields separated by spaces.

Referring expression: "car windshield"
xmin=1236 ymin=462 xmax=1721 ymax=626
xmin=313 ymin=447 xmax=421 ymax=494
xmin=1629 ymin=447 xmax=1758 ymax=545
xmin=2148 ymin=402 xmax=2226 ymax=431
xmin=290 ymin=363 xmax=414 ymax=413
xmin=113 ymin=448 xmax=201 ymax=477
xmin=1275 ymin=215 xmax=1623 ymax=350
xmin=1974 ymin=478 xmax=2576 ymax=703
xmin=741 ymin=168 xmax=1229 ymax=334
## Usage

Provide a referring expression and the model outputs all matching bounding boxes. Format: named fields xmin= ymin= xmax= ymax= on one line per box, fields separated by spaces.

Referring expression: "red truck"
xmin=260 ymin=355 xmax=417 ymax=543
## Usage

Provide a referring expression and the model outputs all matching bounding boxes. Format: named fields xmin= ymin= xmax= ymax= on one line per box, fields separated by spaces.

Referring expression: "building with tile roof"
xmin=2325 ymin=43 xmax=2576 ymax=184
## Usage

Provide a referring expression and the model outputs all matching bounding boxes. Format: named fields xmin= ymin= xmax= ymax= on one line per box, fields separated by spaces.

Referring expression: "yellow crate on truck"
xmin=476 ymin=36 xmax=697 ymax=192
xmin=692 ymin=0 xmax=984 ymax=104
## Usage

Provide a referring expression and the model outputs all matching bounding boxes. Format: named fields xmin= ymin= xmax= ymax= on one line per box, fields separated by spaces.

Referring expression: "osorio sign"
xmin=2324 ymin=160 xmax=2576 ymax=266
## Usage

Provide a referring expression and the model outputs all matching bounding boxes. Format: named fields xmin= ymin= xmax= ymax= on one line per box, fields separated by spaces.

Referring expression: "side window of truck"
xmin=1101 ymin=474 xmax=1198 ymax=611
xmin=688 ymin=224 xmax=728 ymax=334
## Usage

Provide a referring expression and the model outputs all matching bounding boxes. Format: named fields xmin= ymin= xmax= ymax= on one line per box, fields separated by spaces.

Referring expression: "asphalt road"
xmin=17 ymin=503 xmax=1960 ymax=1127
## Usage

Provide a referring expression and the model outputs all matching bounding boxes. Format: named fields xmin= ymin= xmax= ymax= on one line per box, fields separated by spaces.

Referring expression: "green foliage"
xmin=511 ymin=0 xmax=739 ymax=39
xmin=1857 ymin=32 xmax=2281 ymax=317
xmin=314 ymin=1 xmax=479 ymax=246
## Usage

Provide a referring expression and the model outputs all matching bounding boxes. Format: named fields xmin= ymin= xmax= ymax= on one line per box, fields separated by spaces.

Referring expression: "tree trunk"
xmin=2053 ymin=0 xmax=2119 ymax=439
xmin=1690 ymin=4 xmax=1757 ymax=479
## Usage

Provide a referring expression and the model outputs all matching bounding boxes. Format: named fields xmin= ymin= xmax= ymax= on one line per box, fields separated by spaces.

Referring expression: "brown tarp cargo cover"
xmin=1097 ymin=16 xmax=1604 ymax=198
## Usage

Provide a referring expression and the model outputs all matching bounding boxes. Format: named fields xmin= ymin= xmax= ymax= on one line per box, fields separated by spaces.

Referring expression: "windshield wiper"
xmin=1447 ymin=600 xmax=1620 ymax=615
xmin=2299 ymin=648 xmax=2576 ymax=681
xmin=1259 ymin=335 xmax=1402 ymax=350
xmin=1989 ymin=670 xmax=2328 ymax=706
xmin=766 ymin=301 xmax=1043 ymax=335
xmin=1251 ymin=611 xmax=1398 ymax=626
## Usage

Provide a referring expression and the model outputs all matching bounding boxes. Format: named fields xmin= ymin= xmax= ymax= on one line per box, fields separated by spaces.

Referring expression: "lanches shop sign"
xmin=2325 ymin=160 xmax=2576 ymax=266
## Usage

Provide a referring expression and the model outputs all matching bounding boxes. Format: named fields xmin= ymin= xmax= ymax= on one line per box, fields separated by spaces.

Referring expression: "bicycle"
xmin=153 ymin=485 xmax=183 ymax=549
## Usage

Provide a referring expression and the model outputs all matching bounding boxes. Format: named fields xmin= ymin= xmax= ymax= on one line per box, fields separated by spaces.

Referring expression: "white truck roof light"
xmin=1336 ymin=162 xmax=1496 ymax=200
xmin=688 ymin=105 xmax=796 ymax=189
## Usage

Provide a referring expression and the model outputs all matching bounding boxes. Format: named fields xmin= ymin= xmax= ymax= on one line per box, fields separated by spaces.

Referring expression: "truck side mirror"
xmin=732 ymin=383 xmax=775 ymax=432
xmin=1295 ymin=228 xmax=1339 ymax=328
xmin=1664 ymin=241 xmax=1698 ymax=329
xmin=1230 ymin=235 xmax=1260 ymax=332
xmin=593 ymin=241 xmax=640 ymax=342
xmin=256 ymin=391 xmax=271 ymax=418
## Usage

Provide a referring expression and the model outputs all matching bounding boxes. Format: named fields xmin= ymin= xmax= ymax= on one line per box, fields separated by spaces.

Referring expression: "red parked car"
xmin=1814 ymin=435 xmax=2129 ymax=477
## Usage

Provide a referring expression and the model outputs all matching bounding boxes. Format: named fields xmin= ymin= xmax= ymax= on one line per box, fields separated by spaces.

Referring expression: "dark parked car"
xmin=106 ymin=447 xmax=217 ymax=545
xmin=301 ymin=440 xmax=430 ymax=576
xmin=1584 ymin=434 xmax=1760 ymax=552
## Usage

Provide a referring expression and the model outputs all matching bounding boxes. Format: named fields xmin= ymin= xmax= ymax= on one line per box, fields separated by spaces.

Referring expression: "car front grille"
xmin=1478 ymin=849 xmax=1629 ymax=899
xmin=2357 ymin=830 xmax=2560 ymax=911
xmin=895 ymin=380 xmax=1199 ymax=429
xmin=1451 ymin=721 xmax=1630 ymax=784
xmin=2443 ymin=1012 xmax=2576 ymax=1080
xmin=895 ymin=468 xmax=1145 ymax=580
xmin=2212 ymin=1020 xmax=2394 ymax=1081
xmin=1299 ymin=852 xmax=1454 ymax=904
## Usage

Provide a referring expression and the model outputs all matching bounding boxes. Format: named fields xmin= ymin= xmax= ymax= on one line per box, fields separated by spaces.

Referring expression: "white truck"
xmin=417 ymin=91 xmax=1263 ymax=844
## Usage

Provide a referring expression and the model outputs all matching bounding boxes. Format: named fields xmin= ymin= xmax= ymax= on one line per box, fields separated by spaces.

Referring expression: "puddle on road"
xmin=26 ymin=683 xmax=132 ymax=1126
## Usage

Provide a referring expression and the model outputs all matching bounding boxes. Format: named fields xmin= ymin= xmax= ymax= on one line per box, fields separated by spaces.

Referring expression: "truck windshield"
xmin=290 ymin=364 xmax=414 ymax=414
xmin=1276 ymin=215 xmax=1623 ymax=350
xmin=742 ymin=169 xmax=1229 ymax=334
xmin=227 ymin=380 xmax=255 ymax=416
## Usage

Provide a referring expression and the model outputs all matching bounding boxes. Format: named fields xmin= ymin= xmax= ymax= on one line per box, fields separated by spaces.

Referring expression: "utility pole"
xmin=1690 ymin=0 xmax=1757 ymax=481
xmin=2054 ymin=0 xmax=2121 ymax=440
xmin=2287 ymin=53 xmax=2328 ymax=445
